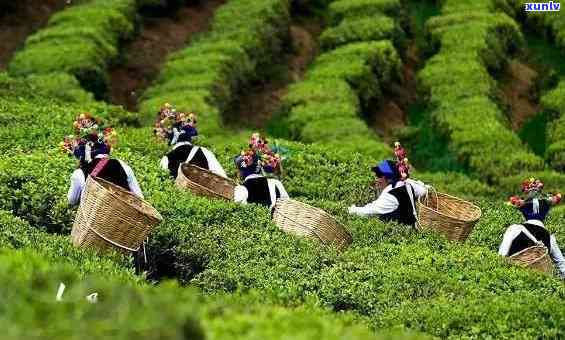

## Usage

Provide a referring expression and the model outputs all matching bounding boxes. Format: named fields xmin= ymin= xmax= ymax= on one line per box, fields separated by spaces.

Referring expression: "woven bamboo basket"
xmin=509 ymin=245 xmax=554 ymax=274
xmin=71 ymin=176 xmax=163 ymax=254
xmin=273 ymin=199 xmax=352 ymax=250
xmin=417 ymin=187 xmax=481 ymax=241
xmin=176 ymin=163 xmax=236 ymax=201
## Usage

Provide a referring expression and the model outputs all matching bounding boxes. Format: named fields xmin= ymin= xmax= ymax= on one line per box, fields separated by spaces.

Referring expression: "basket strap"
xmin=91 ymin=157 xmax=109 ymax=178
xmin=87 ymin=225 xmax=140 ymax=252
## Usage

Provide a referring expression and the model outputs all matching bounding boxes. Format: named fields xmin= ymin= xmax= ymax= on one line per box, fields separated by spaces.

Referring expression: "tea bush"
xmin=419 ymin=0 xmax=544 ymax=181
xmin=8 ymin=0 xmax=137 ymax=97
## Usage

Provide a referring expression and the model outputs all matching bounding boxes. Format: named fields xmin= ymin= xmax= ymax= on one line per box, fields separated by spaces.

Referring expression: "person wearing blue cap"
xmin=347 ymin=143 xmax=428 ymax=227
xmin=499 ymin=178 xmax=565 ymax=279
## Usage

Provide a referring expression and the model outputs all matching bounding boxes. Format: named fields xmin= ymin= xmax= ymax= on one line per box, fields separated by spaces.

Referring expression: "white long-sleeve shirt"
xmin=498 ymin=219 xmax=547 ymax=256
xmin=159 ymin=142 xmax=227 ymax=178
xmin=499 ymin=219 xmax=565 ymax=277
xmin=234 ymin=174 xmax=289 ymax=209
xmin=348 ymin=179 xmax=427 ymax=217
xmin=67 ymin=156 xmax=144 ymax=206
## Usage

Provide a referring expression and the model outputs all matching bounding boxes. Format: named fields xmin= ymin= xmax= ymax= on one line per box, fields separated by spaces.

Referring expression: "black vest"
xmin=379 ymin=185 xmax=417 ymax=226
xmin=81 ymin=158 xmax=129 ymax=192
xmin=166 ymin=144 xmax=209 ymax=178
xmin=508 ymin=223 xmax=551 ymax=256
xmin=243 ymin=176 xmax=281 ymax=208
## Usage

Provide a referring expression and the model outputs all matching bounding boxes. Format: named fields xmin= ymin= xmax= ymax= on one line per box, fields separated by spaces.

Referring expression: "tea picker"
xmin=61 ymin=113 xmax=143 ymax=205
xmin=155 ymin=103 xmax=227 ymax=179
xmin=231 ymin=133 xmax=352 ymax=250
xmin=62 ymin=113 xmax=162 ymax=263
xmin=234 ymin=133 xmax=289 ymax=209
xmin=500 ymin=178 xmax=565 ymax=278
xmin=348 ymin=142 xmax=428 ymax=227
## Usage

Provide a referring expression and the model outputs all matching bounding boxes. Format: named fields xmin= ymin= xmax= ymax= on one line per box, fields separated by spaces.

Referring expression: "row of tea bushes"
xmin=0 ymin=75 xmax=137 ymax=153
xmin=419 ymin=0 xmax=544 ymax=181
xmin=541 ymin=82 xmax=565 ymax=169
xmin=319 ymin=0 xmax=404 ymax=50
xmin=0 ymin=210 xmax=134 ymax=280
xmin=499 ymin=1 xmax=565 ymax=171
xmin=274 ymin=0 xmax=404 ymax=159
xmin=8 ymin=0 xmax=137 ymax=97
xmin=137 ymin=0 xmax=292 ymax=131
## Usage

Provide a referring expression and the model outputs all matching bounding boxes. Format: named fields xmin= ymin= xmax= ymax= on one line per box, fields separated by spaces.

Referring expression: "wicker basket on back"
xmin=71 ymin=176 xmax=163 ymax=254
xmin=417 ymin=187 xmax=481 ymax=241
xmin=509 ymin=245 xmax=553 ymax=274
xmin=176 ymin=163 xmax=236 ymax=200
xmin=273 ymin=199 xmax=352 ymax=250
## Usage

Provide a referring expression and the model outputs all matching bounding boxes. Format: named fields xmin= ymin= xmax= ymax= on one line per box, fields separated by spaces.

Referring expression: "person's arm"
xmin=498 ymin=224 xmax=538 ymax=256
xmin=348 ymin=192 xmax=398 ymax=217
xmin=234 ymin=185 xmax=248 ymax=204
xmin=160 ymin=155 xmax=169 ymax=171
xmin=67 ymin=170 xmax=85 ymax=206
xmin=120 ymin=161 xmax=144 ymax=199
xmin=407 ymin=179 xmax=428 ymax=199
xmin=274 ymin=180 xmax=289 ymax=199
xmin=201 ymin=147 xmax=228 ymax=178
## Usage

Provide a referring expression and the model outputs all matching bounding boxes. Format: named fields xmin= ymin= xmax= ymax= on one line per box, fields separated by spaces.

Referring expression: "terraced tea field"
xmin=1 ymin=0 xmax=564 ymax=338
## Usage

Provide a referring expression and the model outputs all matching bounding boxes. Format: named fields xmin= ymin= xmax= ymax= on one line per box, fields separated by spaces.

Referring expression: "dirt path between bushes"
xmin=223 ymin=18 xmax=323 ymax=129
xmin=499 ymin=60 xmax=540 ymax=131
xmin=370 ymin=43 xmax=419 ymax=142
xmin=107 ymin=0 xmax=225 ymax=111
xmin=0 ymin=0 xmax=69 ymax=70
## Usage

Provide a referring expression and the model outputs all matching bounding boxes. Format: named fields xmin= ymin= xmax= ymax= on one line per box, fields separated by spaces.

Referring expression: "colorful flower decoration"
xmin=154 ymin=103 xmax=198 ymax=144
xmin=249 ymin=132 xmax=270 ymax=154
xmin=521 ymin=177 xmax=544 ymax=194
xmin=507 ymin=177 xmax=561 ymax=207
xmin=60 ymin=113 xmax=116 ymax=159
xmin=394 ymin=142 xmax=410 ymax=181
xmin=236 ymin=133 xmax=286 ymax=177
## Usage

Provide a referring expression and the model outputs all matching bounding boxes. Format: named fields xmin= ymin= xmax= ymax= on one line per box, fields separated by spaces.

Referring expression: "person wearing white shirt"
xmin=348 ymin=159 xmax=428 ymax=227
xmin=499 ymin=179 xmax=565 ymax=279
xmin=233 ymin=149 xmax=289 ymax=210
xmin=63 ymin=114 xmax=144 ymax=206
xmin=68 ymin=153 xmax=143 ymax=206
xmin=156 ymin=111 xmax=227 ymax=179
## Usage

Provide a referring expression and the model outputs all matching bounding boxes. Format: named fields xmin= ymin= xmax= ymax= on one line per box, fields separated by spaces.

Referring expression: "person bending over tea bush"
xmin=155 ymin=103 xmax=227 ymax=179
xmin=500 ymin=178 xmax=565 ymax=279
xmin=234 ymin=133 xmax=289 ymax=210
xmin=61 ymin=113 xmax=143 ymax=206
xmin=348 ymin=142 xmax=428 ymax=227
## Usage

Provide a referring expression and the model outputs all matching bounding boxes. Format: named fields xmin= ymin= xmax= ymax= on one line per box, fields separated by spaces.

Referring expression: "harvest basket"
xmin=417 ymin=187 xmax=481 ymax=241
xmin=71 ymin=176 xmax=163 ymax=254
xmin=273 ymin=198 xmax=352 ymax=250
xmin=509 ymin=245 xmax=553 ymax=274
xmin=176 ymin=163 xmax=236 ymax=201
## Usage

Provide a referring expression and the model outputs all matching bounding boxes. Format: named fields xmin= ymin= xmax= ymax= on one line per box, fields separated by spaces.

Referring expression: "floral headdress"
xmin=235 ymin=133 xmax=285 ymax=177
xmin=154 ymin=103 xmax=198 ymax=145
xmin=59 ymin=113 xmax=117 ymax=163
xmin=507 ymin=177 xmax=561 ymax=207
xmin=154 ymin=103 xmax=177 ymax=140
xmin=394 ymin=142 xmax=410 ymax=181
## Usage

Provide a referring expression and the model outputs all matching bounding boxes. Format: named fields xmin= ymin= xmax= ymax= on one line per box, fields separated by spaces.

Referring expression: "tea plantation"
xmin=0 ymin=0 xmax=564 ymax=338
